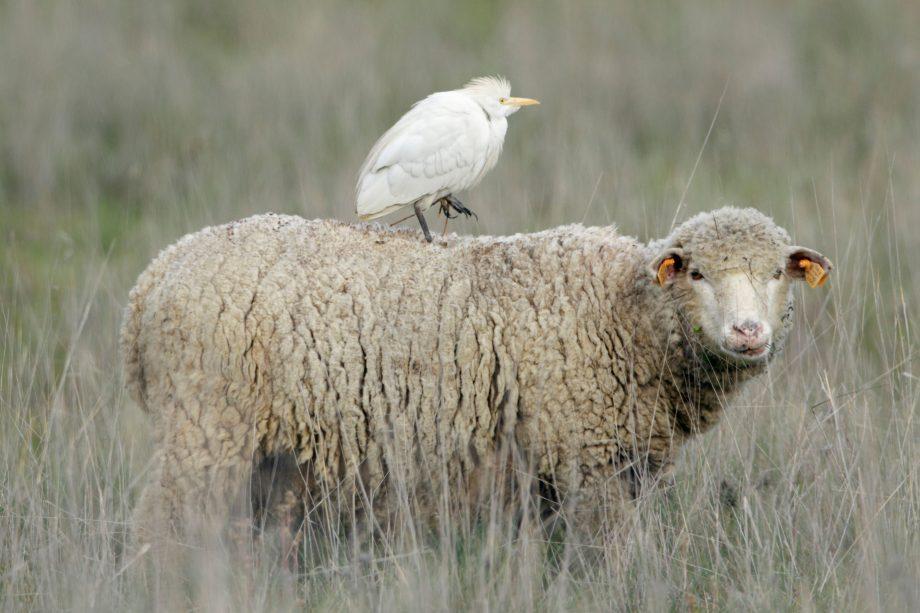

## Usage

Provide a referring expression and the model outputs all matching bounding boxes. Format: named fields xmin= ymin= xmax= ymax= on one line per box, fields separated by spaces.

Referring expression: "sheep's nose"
xmin=724 ymin=319 xmax=770 ymax=355
xmin=732 ymin=320 xmax=764 ymax=339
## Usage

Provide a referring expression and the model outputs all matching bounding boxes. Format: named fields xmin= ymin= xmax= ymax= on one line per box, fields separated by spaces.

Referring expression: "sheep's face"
xmin=650 ymin=208 xmax=832 ymax=366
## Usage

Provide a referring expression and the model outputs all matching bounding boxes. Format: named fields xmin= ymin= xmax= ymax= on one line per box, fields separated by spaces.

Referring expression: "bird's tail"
xmin=358 ymin=204 xmax=407 ymax=221
xmin=356 ymin=172 xmax=407 ymax=220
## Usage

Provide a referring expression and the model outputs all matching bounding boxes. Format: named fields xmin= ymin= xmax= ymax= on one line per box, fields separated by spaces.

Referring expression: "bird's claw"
xmin=439 ymin=196 xmax=478 ymax=221
xmin=440 ymin=203 xmax=458 ymax=219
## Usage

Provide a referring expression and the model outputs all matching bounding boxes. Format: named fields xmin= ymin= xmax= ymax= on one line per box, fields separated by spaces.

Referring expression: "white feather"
xmin=355 ymin=76 xmax=527 ymax=221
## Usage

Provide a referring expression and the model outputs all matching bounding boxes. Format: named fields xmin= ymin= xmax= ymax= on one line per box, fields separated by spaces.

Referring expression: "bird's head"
xmin=463 ymin=76 xmax=539 ymax=118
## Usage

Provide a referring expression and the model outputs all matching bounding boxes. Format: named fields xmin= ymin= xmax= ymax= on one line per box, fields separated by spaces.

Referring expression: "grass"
xmin=1 ymin=0 xmax=918 ymax=610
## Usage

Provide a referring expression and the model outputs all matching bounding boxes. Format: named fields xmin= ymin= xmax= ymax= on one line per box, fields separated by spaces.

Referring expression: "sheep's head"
xmin=649 ymin=207 xmax=832 ymax=366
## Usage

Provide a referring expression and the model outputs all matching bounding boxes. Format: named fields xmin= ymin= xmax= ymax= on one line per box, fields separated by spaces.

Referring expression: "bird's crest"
xmin=463 ymin=75 xmax=511 ymax=97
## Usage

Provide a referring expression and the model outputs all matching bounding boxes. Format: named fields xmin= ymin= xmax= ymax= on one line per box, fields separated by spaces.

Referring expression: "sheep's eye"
xmin=772 ymin=269 xmax=783 ymax=280
xmin=690 ymin=270 xmax=704 ymax=281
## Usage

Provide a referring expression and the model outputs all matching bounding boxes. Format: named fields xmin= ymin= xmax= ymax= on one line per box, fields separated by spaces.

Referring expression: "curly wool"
xmin=123 ymin=208 xmax=796 ymax=534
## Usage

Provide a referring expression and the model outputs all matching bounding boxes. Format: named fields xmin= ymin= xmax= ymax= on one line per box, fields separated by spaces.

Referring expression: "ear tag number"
xmin=657 ymin=257 xmax=676 ymax=286
xmin=799 ymin=259 xmax=828 ymax=288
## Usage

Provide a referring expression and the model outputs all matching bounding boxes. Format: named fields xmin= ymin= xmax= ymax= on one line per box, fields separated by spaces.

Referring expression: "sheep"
xmin=122 ymin=207 xmax=831 ymax=543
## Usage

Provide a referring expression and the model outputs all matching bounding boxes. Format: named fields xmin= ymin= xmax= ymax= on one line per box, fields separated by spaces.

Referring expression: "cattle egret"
xmin=355 ymin=76 xmax=539 ymax=242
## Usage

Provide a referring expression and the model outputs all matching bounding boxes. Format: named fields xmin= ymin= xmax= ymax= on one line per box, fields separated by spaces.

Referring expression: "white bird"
xmin=355 ymin=76 xmax=539 ymax=242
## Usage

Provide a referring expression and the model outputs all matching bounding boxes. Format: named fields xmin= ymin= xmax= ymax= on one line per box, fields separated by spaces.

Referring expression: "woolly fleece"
xmin=122 ymin=207 xmax=821 ymax=535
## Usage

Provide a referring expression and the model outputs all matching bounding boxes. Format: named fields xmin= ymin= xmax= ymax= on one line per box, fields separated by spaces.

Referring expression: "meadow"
xmin=1 ymin=0 xmax=917 ymax=610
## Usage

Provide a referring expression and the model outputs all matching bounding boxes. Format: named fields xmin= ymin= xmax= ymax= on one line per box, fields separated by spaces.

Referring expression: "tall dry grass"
xmin=1 ymin=0 xmax=917 ymax=610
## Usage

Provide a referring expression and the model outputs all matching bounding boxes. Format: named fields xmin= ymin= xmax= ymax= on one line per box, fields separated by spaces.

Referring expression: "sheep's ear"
xmin=787 ymin=247 xmax=832 ymax=288
xmin=649 ymin=249 xmax=684 ymax=286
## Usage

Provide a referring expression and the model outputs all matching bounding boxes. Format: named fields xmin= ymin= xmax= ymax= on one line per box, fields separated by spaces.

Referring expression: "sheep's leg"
xmin=547 ymin=463 xmax=635 ymax=545
xmin=135 ymin=449 xmax=255 ymax=540
xmin=251 ymin=453 xmax=308 ymax=570
xmin=131 ymin=415 xmax=258 ymax=603
xmin=134 ymin=448 xmax=256 ymax=603
xmin=414 ymin=203 xmax=433 ymax=243
xmin=130 ymin=450 xmax=188 ymax=605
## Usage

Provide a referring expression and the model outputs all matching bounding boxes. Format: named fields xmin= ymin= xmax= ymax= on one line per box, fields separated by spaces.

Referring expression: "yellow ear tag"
xmin=657 ymin=257 xmax=676 ymax=286
xmin=799 ymin=259 xmax=828 ymax=288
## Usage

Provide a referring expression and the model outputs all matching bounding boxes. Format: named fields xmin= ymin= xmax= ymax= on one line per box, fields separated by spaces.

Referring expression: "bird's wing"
xmin=356 ymin=92 xmax=490 ymax=218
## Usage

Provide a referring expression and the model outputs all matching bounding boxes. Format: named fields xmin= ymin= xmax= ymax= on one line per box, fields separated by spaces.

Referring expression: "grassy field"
xmin=1 ymin=0 xmax=918 ymax=610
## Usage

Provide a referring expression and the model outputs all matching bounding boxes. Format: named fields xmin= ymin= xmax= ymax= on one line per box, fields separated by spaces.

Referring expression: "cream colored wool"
xmin=122 ymin=207 xmax=828 ymax=538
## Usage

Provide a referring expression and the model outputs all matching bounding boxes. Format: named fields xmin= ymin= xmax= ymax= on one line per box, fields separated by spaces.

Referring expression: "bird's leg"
xmin=443 ymin=194 xmax=478 ymax=220
xmin=437 ymin=198 xmax=458 ymax=219
xmin=390 ymin=211 xmax=417 ymax=226
xmin=414 ymin=202 xmax=433 ymax=243
xmin=442 ymin=215 xmax=450 ymax=237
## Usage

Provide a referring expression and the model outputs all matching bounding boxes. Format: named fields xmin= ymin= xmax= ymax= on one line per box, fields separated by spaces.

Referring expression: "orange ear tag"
xmin=799 ymin=259 xmax=828 ymax=288
xmin=657 ymin=257 xmax=676 ymax=286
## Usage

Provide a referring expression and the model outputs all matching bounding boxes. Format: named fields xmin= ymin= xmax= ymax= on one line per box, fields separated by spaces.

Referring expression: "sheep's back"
xmin=121 ymin=214 xmax=488 ymax=482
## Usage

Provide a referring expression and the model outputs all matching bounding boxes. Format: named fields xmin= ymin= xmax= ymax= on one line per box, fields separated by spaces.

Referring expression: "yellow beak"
xmin=502 ymin=97 xmax=540 ymax=107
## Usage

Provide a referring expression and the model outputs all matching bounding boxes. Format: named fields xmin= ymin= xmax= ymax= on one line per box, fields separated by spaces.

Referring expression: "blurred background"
xmin=1 ymin=0 xmax=917 ymax=610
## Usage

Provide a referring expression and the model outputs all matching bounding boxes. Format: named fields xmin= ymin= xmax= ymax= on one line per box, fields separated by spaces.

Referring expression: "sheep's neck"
xmin=658 ymin=303 xmax=767 ymax=436
xmin=470 ymin=235 xmax=766 ymax=485
xmin=592 ymin=258 xmax=767 ymax=472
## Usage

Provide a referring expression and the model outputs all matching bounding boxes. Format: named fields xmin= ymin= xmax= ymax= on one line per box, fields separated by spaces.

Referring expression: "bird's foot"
xmin=439 ymin=202 xmax=457 ymax=219
xmin=439 ymin=195 xmax=478 ymax=221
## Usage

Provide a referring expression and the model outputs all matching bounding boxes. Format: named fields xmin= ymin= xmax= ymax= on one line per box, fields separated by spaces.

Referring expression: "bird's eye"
xmin=498 ymin=97 xmax=506 ymax=104
xmin=690 ymin=270 xmax=704 ymax=281
xmin=772 ymin=269 xmax=783 ymax=280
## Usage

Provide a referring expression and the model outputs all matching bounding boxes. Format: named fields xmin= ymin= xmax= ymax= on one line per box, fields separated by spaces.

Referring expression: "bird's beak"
xmin=502 ymin=97 xmax=540 ymax=107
